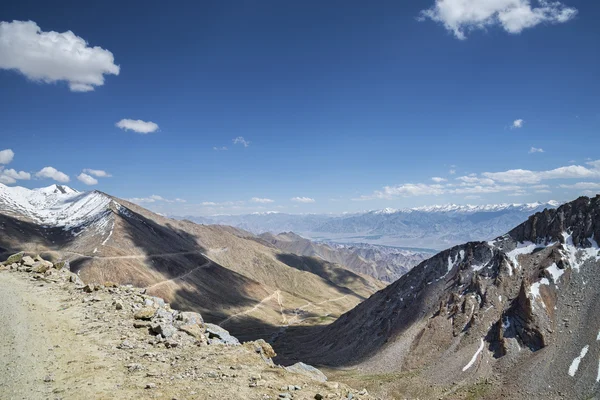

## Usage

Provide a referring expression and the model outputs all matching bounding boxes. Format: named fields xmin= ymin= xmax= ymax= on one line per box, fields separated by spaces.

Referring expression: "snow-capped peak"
xmin=35 ymin=184 xmax=79 ymax=195
xmin=0 ymin=183 xmax=112 ymax=230
xmin=367 ymin=201 xmax=560 ymax=215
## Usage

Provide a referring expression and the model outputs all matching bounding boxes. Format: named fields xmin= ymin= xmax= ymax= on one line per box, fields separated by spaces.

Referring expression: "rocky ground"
xmin=0 ymin=252 xmax=374 ymax=400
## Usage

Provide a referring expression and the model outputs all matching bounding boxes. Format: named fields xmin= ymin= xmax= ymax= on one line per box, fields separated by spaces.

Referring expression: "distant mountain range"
xmin=176 ymin=201 xmax=560 ymax=250
xmin=260 ymin=232 xmax=432 ymax=283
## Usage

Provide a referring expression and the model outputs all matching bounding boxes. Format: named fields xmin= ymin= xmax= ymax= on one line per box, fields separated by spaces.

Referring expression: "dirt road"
xmin=0 ymin=272 xmax=128 ymax=400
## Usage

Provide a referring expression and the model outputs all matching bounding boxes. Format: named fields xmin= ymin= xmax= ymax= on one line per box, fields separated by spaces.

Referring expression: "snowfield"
xmin=0 ymin=183 xmax=113 ymax=232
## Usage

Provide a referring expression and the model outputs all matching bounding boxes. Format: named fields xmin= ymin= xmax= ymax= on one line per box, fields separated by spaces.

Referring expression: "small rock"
xmin=31 ymin=261 xmax=52 ymax=274
xmin=3 ymin=252 xmax=24 ymax=265
xmin=314 ymin=395 xmax=323 ymax=400
xmin=145 ymin=383 xmax=156 ymax=389
xmin=134 ymin=307 xmax=156 ymax=320
xmin=134 ymin=321 xmax=152 ymax=329
xmin=114 ymin=300 xmax=124 ymax=310
xmin=43 ymin=375 xmax=54 ymax=383
xmin=118 ymin=340 xmax=136 ymax=350
xmin=21 ymin=256 xmax=35 ymax=266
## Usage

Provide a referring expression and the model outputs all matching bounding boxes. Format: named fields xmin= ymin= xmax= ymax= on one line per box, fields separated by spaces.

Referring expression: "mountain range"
xmin=260 ymin=232 xmax=432 ymax=283
xmin=179 ymin=201 xmax=560 ymax=250
xmin=0 ymin=183 xmax=385 ymax=342
xmin=275 ymin=195 xmax=600 ymax=399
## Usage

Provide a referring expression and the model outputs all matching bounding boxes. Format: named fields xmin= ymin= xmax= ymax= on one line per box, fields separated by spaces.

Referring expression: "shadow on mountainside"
xmin=0 ymin=214 xmax=79 ymax=260
xmin=68 ymin=205 xmax=267 ymax=335
xmin=275 ymin=253 xmax=374 ymax=300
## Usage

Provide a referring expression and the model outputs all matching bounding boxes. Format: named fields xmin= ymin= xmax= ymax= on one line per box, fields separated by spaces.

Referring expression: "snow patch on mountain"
xmin=0 ymin=183 xmax=113 ymax=232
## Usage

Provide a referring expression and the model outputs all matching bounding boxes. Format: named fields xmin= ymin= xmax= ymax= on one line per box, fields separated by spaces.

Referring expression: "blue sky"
xmin=0 ymin=0 xmax=599 ymax=216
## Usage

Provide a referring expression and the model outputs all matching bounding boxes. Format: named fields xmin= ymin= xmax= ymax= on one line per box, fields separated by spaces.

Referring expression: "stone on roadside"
xmin=53 ymin=260 xmax=69 ymax=270
xmin=205 ymin=323 xmax=240 ymax=345
xmin=134 ymin=307 xmax=156 ymax=320
xmin=178 ymin=323 xmax=206 ymax=341
xmin=4 ymin=252 xmax=24 ymax=265
xmin=284 ymin=362 xmax=328 ymax=382
xmin=21 ymin=256 xmax=35 ymax=266
xmin=31 ymin=261 xmax=52 ymax=274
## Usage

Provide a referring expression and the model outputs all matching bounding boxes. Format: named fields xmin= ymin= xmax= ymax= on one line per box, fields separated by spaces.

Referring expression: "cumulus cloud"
xmin=0 ymin=168 xmax=31 ymax=184
xmin=77 ymin=173 xmax=98 ymax=185
xmin=529 ymin=147 xmax=544 ymax=153
xmin=35 ymin=166 xmax=69 ymax=183
xmin=128 ymin=195 xmax=186 ymax=204
xmin=213 ymin=146 xmax=228 ymax=151
xmin=483 ymin=164 xmax=600 ymax=184
xmin=116 ymin=119 xmax=159 ymax=134
xmin=431 ymin=177 xmax=447 ymax=183
xmin=559 ymin=182 xmax=600 ymax=190
xmin=512 ymin=119 xmax=524 ymax=129
xmin=83 ymin=168 xmax=111 ymax=178
xmin=419 ymin=0 xmax=577 ymax=40
xmin=0 ymin=20 xmax=119 ymax=91
xmin=251 ymin=197 xmax=274 ymax=204
xmin=233 ymin=137 xmax=250 ymax=147
xmin=357 ymin=160 xmax=600 ymax=201
xmin=0 ymin=149 xmax=15 ymax=164
xmin=456 ymin=176 xmax=496 ymax=185
xmin=291 ymin=197 xmax=316 ymax=203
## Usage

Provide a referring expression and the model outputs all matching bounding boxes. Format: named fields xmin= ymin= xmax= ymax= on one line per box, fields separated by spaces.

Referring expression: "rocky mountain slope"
xmin=276 ymin=196 xmax=600 ymax=399
xmin=181 ymin=202 xmax=559 ymax=250
xmin=0 ymin=183 xmax=385 ymax=342
xmin=260 ymin=232 xmax=431 ymax=282
xmin=0 ymin=254 xmax=374 ymax=400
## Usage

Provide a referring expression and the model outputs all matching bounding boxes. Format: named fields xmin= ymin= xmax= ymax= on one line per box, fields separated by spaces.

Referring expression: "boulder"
xmin=31 ymin=261 xmax=52 ymax=274
xmin=151 ymin=321 xmax=177 ymax=338
xmin=3 ymin=252 xmax=24 ymax=265
xmin=247 ymin=339 xmax=277 ymax=358
xmin=53 ymin=260 xmax=69 ymax=270
xmin=21 ymin=256 xmax=35 ymax=267
xmin=179 ymin=324 xmax=206 ymax=341
xmin=284 ymin=363 xmax=327 ymax=382
xmin=205 ymin=323 xmax=240 ymax=345
xmin=176 ymin=311 xmax=204 ymax=327
xmin=134 ymin=307 xmax=156 ymax=320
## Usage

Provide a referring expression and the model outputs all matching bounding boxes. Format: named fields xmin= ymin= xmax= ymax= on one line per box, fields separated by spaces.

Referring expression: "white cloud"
xmin=559 ymin=182 xmax=600 ymax=190
xmin=291 ymin=197 xmax=316 ymax=203
xmin=0 ymin=20 xmax=119 ymax=92
xmin=449 ymin=169 xmax=456 ymax=175
xmin=529 ymin=147 xmax=544 ymax=153
xmin=464 ymin=195 xmax=482 ymax=200
xmin=213 ymin=146 xmax=228 ymax=151
xmin=77 ymin=173 xmax=98 ymax=185
xmin=251 ymin=197 xmax=274 ymax=204
xmin=83 ymin=168 xmax=111 ymax=177
xmin=35 ymin=166 xmax=69 ymax=183
xmin=128 ymin=195 xmax=186 ymax=204
xmin=116 ymin=119 xmax=159 ymax=134
xmin=483 ymin=164 xmax=600 ymax=184
xmin=0 ymin=166 xmax=30 ymax=185
xmin=587 ymin=160 xmax=600 ymax=169
xmin=512 ymin=119 xmax=524 ymax=129
xmin=2 ymin=168 xmax=30 ymax=180
xmin=0 ymin=149 xmax=14 ymax=164
xmin=357 ymin=159 xmax=600 ymax=201
xmin=431 ymin=177 xmax=447 ymax=183
xmin=233 ymin=137 xmax=250 ymax=147
xmin=456 ymin=176 xmax=496 ymax=185
xmin=419 ymin=0 xmax=577 ymax=40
